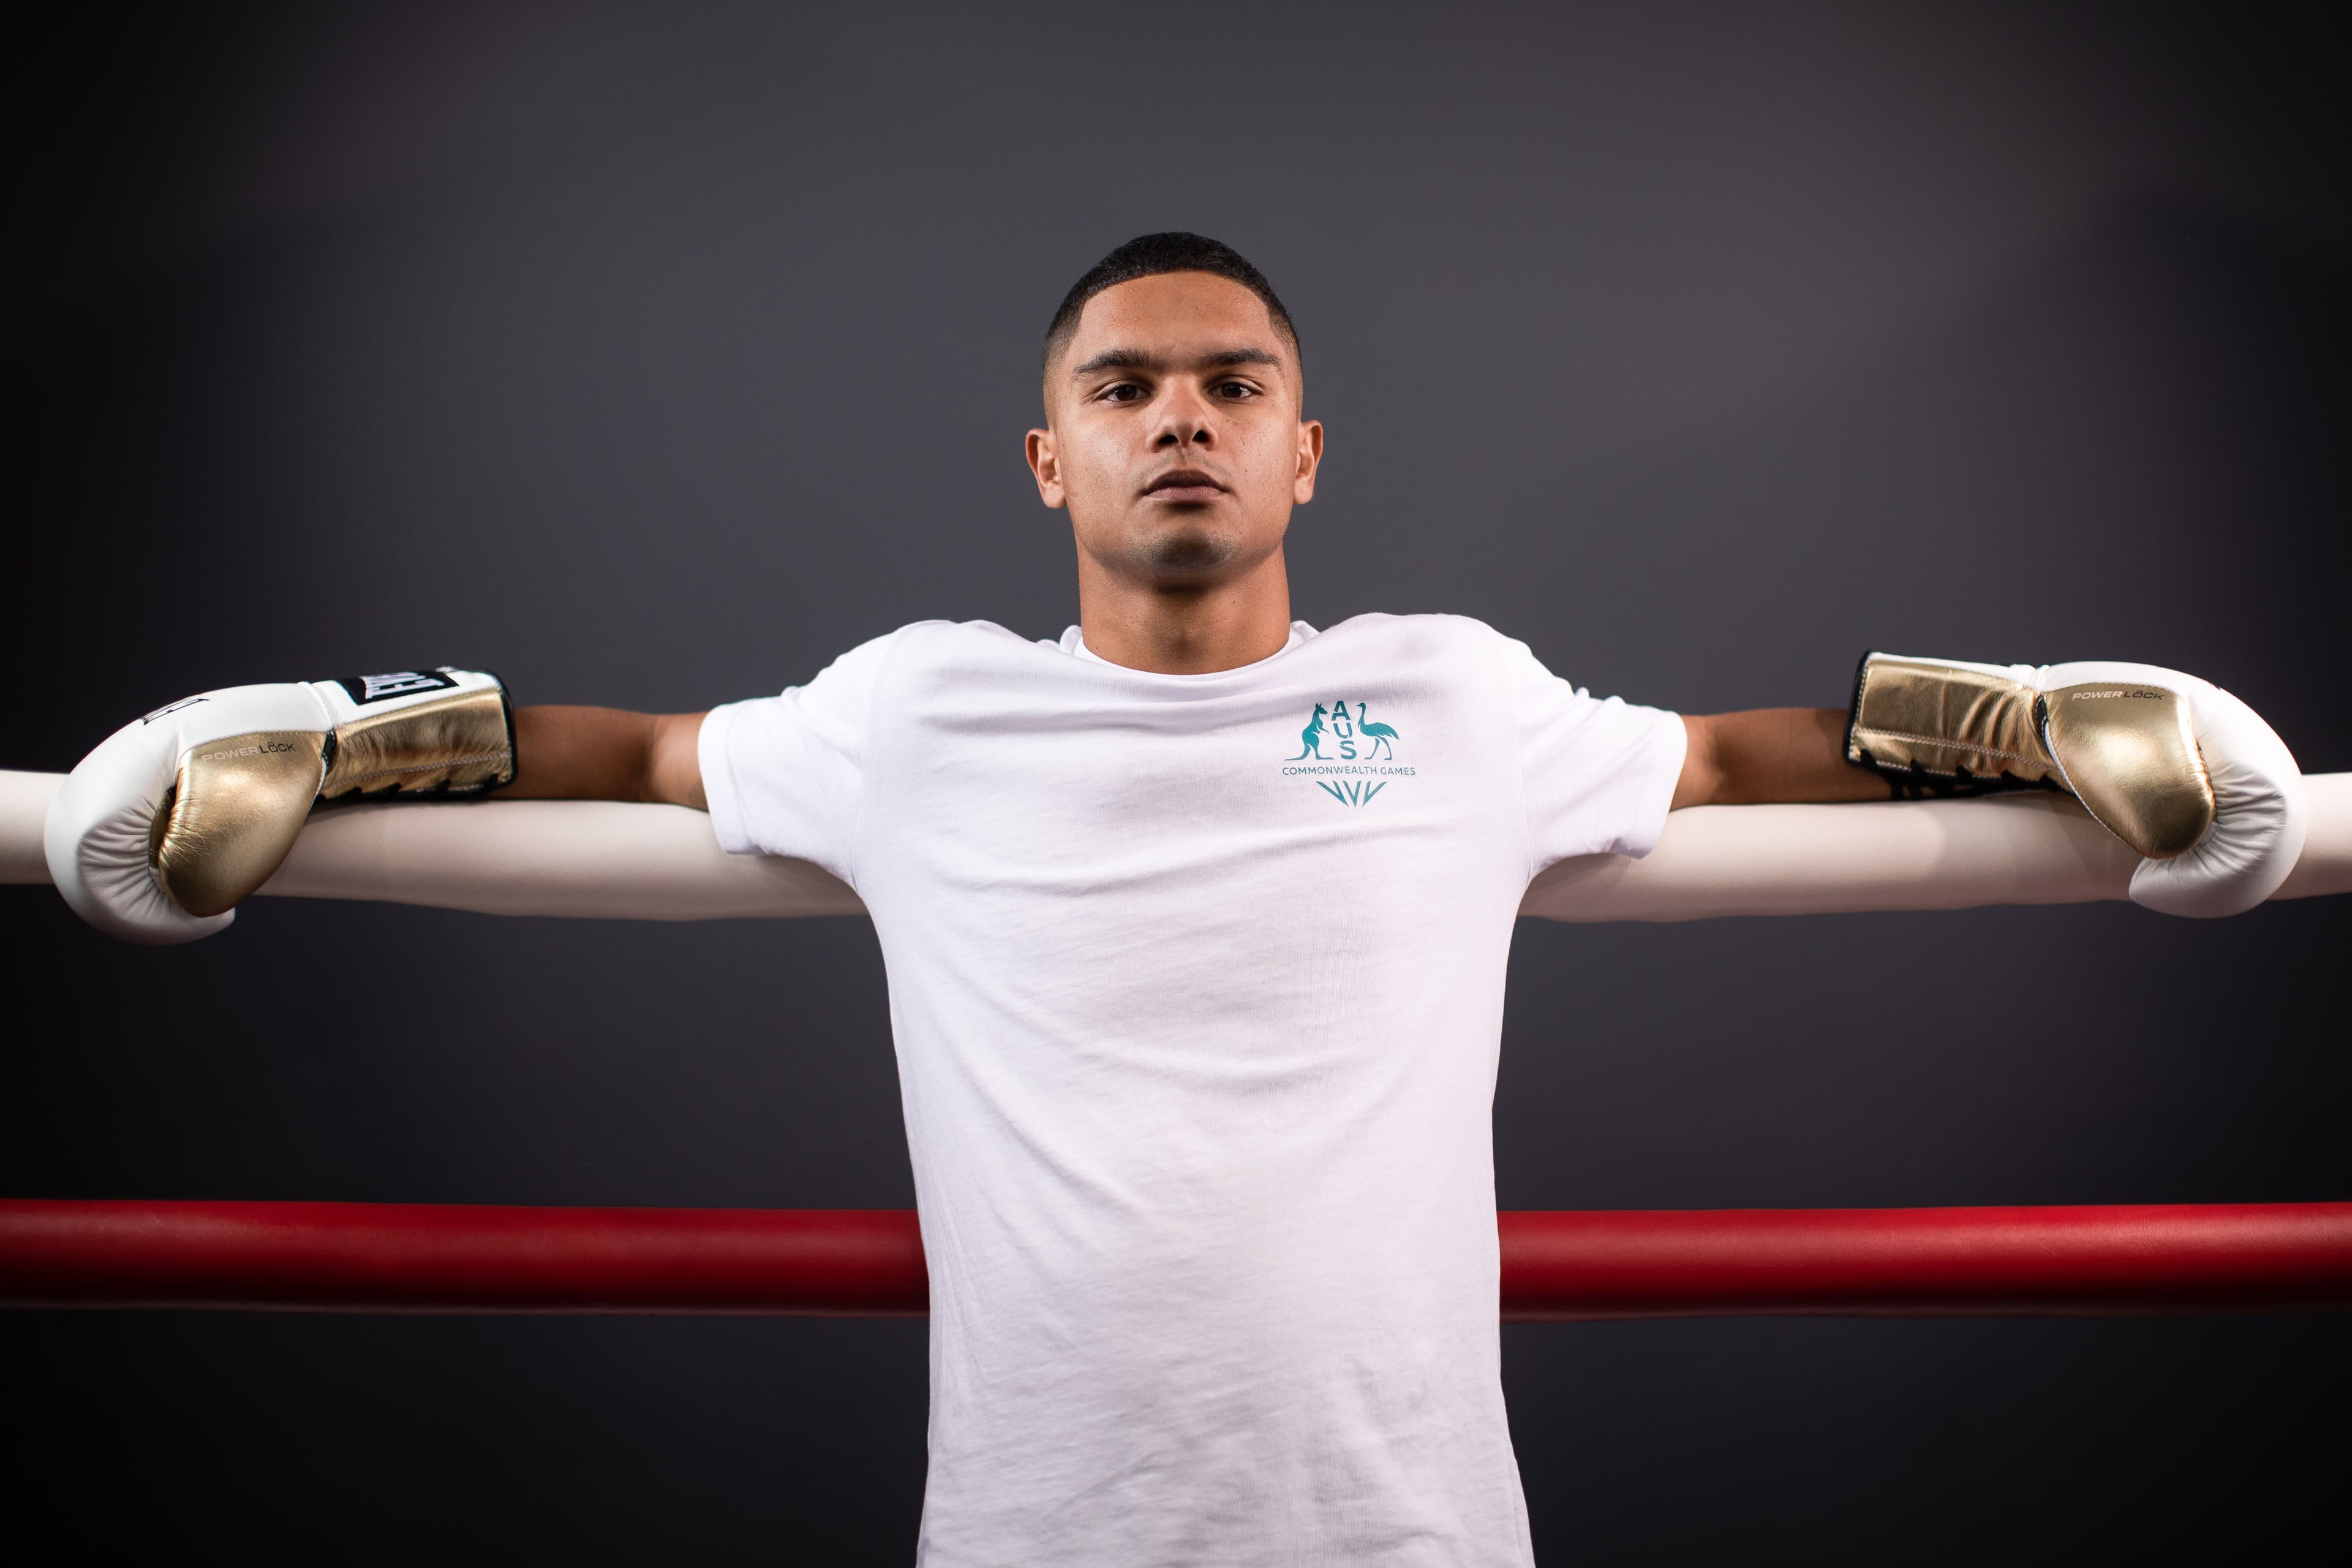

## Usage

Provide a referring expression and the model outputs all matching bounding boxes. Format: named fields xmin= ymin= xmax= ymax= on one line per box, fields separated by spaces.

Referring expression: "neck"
xmin=1074 ymin=545 xmax=1294 ymax=674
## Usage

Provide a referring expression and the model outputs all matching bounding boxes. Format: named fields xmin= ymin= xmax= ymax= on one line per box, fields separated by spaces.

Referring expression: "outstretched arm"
xmin=509 ymin=707 xmax=707 ymax=809
xmin=1672 ymin=709 xmax=1884 ymax=809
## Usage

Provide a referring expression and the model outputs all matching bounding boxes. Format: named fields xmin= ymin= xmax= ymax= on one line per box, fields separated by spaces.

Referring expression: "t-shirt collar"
xmin=1059 ymin=621 xmax=1317 ymax=677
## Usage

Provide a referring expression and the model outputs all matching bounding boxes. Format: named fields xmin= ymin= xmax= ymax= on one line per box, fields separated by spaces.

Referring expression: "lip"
xmin=1142 ymin=469 xmax=1227 ymax=502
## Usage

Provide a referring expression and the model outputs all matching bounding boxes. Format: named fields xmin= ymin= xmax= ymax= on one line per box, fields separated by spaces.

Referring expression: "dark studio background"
xmin=7 ymin=2 xmax=2348 ymax=1560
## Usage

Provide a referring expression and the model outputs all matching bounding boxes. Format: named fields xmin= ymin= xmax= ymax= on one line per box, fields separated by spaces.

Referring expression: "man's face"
xmin=1028 ymin=273 xmax=1321 ymax=586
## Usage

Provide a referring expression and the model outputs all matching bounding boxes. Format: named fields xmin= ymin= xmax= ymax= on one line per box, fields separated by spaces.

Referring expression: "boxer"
xmin=44 ymin=234 xmax=2307 ymax=1566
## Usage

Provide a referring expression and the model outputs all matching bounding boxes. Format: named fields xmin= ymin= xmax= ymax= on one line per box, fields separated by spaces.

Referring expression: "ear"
xmin=1025 ymin=427 xmax=1066 ymax=509
xmin=1292 ymin=419 xmax=1324 ymax=505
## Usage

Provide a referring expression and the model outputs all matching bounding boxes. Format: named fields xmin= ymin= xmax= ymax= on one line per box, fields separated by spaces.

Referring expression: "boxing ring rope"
xmin=3 ymin=1200 xmax=2346 ymax=1319
xmin=6 ymin=771 xmax=2352 ymax=918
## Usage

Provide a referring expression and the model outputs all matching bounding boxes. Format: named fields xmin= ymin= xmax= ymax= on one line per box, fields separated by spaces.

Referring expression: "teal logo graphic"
xmin=1281 ymin=699 xmax=1415 ymax=805
xmin=1319 ymin=777 xmax=1386 ymax=807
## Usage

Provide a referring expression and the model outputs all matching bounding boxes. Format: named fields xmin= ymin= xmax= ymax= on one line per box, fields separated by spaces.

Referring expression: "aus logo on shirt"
xmin=1280 ymin=699 xmax=1417 ymax=806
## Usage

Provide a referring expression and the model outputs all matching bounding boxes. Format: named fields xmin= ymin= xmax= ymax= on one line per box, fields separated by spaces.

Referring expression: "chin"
xmin=1110 ymin=517 xmax=1242 ymax=581
xmin=1141 ymin=533 xmax=1240 ymax=573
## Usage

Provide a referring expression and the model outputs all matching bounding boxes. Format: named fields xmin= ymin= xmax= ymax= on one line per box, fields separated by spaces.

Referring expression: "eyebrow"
xmin=1069 ymin=346 xmax=1284 ymax=379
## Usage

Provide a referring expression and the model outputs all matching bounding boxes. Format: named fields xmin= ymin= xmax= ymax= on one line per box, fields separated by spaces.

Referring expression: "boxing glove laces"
xmin=46 ymin=669 xmax=513 ymax=943
xmin=1845 ymin=653 xmax=2307 ymax=918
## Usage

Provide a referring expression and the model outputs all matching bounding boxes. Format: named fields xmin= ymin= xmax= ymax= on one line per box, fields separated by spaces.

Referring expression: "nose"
xmin=1150 ymin=383 xmax=1217 ymax=451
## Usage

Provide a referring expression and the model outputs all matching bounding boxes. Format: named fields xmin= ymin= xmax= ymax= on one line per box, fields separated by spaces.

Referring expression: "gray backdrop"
xmin=9 ymin=2 xmax=2346 ymax=1559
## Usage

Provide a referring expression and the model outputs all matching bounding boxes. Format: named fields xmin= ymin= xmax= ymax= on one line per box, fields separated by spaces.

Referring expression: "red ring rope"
xmin=1 ymin=1200 xmax=2345 ymax=1319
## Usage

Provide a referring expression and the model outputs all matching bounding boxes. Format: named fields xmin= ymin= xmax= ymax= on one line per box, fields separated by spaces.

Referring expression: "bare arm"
xmin=1672 ymin=708 xmax=1886 ymax=810
xmin=508 ymin=706 xmax=708 ymax=810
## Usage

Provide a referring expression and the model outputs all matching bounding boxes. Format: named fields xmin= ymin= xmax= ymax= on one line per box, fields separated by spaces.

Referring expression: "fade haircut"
xmin=1042 ymin=232 xmax=1300 ymax=377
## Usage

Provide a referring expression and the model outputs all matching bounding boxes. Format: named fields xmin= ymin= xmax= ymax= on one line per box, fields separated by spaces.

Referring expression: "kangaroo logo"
xmin=1278 ymin=696 xmax=1411 ymax=805
xmin=1289 ymin=704 xmax=1330 ymax=760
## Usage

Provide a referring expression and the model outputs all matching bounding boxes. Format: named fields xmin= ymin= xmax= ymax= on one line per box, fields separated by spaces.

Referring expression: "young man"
xmin=45 ymin=235 xmax=2302 ymax=1563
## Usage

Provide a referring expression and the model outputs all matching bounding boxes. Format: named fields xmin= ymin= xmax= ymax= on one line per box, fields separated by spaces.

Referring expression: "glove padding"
xmin=46 ymin=669 xmax=512 ymax=944
xmin=1847 ymin=654 xmax=2306 ymax=918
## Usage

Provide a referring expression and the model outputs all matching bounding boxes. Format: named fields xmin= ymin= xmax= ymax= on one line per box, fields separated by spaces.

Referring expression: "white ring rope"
xmin=3 ymin=769 xmax=2346 ymax=923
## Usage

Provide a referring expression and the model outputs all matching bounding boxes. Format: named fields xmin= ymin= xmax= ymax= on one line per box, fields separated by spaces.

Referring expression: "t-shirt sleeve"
xmin=697 ymin=630 xmax=902 ymax=881
xmin=1504 ymin=635 xmax=1688 ymax=872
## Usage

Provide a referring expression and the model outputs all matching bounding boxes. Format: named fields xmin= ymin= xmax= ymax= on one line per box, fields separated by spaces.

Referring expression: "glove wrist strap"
xmin=1845 ymin=652 xmax=2062 ymax=797
xmin=309 ymin=668 xmax=516 ymax=801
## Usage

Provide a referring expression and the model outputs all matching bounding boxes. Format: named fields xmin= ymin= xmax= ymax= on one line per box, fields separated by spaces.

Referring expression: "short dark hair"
xmin=1042 ymin=232 xmax=1299 ymax=375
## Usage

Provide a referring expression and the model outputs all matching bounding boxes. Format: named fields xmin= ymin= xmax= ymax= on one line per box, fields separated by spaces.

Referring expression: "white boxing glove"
xmin=1847 ymin=654 xmax=2307 ymax=919
xmin=46 ymin=669 xmax=513 ymax=944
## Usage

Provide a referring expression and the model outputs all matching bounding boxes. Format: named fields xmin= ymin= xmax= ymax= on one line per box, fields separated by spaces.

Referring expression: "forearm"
xmin=510 ymin=706 xmax=707 ymax=809
xmin=1673 ymin=707 xmax=1885 ymax=809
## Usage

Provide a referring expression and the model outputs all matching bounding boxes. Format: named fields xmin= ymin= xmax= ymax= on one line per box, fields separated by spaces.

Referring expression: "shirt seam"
xmin=1506 ymin=635 xmax=1541 ymax=888
xmin=1632 ymin=713 xmax=1691 ymax=858
xmin=840 ymin=628 xmax=919 ymax=890
xmin=707 ymin=705 xmax=755 ymax=856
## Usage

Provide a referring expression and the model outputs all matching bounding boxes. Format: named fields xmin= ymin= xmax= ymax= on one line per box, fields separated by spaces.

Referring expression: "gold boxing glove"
xmin=45 ymin=668 xmax=513 ymax=943
xmin=1845 ymin=653 xmax=2306 ymax=916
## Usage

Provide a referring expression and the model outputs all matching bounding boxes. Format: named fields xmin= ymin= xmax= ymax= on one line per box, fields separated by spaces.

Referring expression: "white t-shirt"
xmin=701 ymin=613 xmax=1686 ymax=1566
